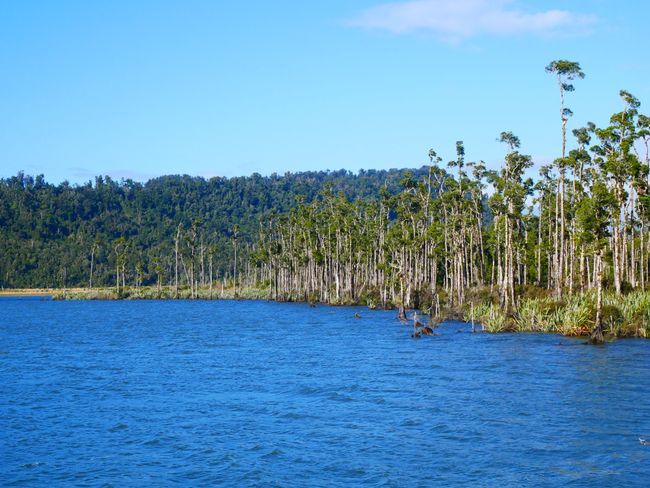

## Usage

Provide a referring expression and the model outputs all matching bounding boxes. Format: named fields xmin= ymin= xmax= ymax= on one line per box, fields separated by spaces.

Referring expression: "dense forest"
xmin=0 ymin=167 xmax=429 ymax=289
xmin=3 ymin=60 xmax=650 ymax=342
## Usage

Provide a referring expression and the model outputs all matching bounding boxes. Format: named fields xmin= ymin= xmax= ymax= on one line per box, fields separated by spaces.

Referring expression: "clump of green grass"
xmin=607 ymin=290 xmax=650 ymax=337
xmin=463 ymin=302 xmax=488 ymax=324
xmin=511 ymin=290 xmax=650 ymax=338
xmin=553 ymin=298 xmax=593 ymax=336
xmin=53 ymin=289 xmax=119 ymax=300
xmin=514 ymin=297 xmax=563 ymax=333
xmin=469 ymin=302 xmax=509 ymax=333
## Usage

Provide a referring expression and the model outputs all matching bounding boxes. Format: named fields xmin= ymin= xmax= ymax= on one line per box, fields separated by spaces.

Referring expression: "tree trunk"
xmin=591 ymin=252 xmax=605 ymax=345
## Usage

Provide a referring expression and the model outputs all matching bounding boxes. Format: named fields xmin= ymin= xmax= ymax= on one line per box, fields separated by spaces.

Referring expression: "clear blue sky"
xmin=1 ymin=0 xmax=648 ymax=184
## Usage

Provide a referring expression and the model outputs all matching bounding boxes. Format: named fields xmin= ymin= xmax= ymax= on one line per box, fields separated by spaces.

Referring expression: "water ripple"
xmin=1 ymin=298 xmax=650 ymax=486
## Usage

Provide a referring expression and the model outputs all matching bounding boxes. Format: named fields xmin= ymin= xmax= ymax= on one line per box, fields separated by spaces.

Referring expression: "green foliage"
xmin=0 ymin=168 xmax=429 ymax=288
xmin=576 ymin=180 xmax=616 ymax=250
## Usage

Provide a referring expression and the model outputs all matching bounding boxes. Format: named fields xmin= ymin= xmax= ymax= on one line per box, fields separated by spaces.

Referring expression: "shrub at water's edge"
xmin=466 ymin=290 xmax=650 ymax=339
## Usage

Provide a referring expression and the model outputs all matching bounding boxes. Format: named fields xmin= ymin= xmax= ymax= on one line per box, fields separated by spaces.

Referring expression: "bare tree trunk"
xmin=537 ymin=203 xmax=542 ymax=286
xmin=175 ymin=225 xmax=181 ymax=298
xmin=591 ymin=252 xmax=605 ymax=344
xmin=90 ymin=245 xmax=95 ymax=289
xmin=209 ymin=254 xmax=213 ymax=299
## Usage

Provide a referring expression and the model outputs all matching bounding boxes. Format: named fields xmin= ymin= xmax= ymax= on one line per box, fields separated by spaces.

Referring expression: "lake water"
xmin=1 ymin=298 xmax=649 ymax=486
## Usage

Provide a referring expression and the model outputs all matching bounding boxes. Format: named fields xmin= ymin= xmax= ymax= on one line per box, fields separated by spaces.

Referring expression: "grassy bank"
xmin=0 ymin=288 xmax=85 ymax=297
xmin=465 ymin=289 xmax=650 ymax=339
xmin=2 ymin=285 xmax=272 ymax=301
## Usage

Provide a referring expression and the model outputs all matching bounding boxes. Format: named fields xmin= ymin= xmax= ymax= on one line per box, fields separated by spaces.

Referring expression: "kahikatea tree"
xmin=546 ymin=60 xmax=585 ymax=297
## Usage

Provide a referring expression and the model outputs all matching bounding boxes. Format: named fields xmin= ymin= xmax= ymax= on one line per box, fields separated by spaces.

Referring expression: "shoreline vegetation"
xmin=3 ymin=60 xmax=650 ymax=344
xmin=3 ymin=284 xmax=648 ymax=341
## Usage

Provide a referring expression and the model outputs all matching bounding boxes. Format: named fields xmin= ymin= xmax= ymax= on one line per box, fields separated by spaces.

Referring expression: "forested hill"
xmin=0 ymin=167 xmax=429 ymax=288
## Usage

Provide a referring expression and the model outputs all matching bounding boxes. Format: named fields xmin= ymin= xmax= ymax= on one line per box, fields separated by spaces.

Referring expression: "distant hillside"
xmin=0 ymin=167 xmax=430 ymax=288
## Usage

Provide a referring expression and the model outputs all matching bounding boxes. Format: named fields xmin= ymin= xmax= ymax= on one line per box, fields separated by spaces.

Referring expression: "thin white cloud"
xmin=347 ymin=0 xmax=596 ymax=42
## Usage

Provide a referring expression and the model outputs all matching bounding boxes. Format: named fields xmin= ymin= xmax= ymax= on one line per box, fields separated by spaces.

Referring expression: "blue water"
xmin=1 ymin=298 xmax=649 ymax=487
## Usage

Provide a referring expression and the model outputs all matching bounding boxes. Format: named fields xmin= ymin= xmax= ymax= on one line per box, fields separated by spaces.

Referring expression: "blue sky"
xmin=1 ymin=0 xmax=648 ymax=184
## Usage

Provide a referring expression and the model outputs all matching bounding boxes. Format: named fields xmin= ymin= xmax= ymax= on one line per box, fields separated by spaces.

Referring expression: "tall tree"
xmin=546 ymin=60 xmax=585 ymax=296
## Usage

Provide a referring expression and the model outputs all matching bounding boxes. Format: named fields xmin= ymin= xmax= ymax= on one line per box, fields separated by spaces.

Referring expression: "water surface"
xmin=1 ymin=298 xmax=649 ymax=486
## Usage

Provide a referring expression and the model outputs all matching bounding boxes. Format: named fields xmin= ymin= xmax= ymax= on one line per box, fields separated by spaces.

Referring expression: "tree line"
xmin=0 ymin=167 xmax=428 ymax=291
xmin=255 ymin=60 xmax=650 ymax=343
xmin=3 ymin=59 xmax=649 ymax=341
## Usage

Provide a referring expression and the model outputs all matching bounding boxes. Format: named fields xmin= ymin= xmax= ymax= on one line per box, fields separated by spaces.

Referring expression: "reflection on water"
xmin=1 ymin=299 xmax=649 ymax=486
